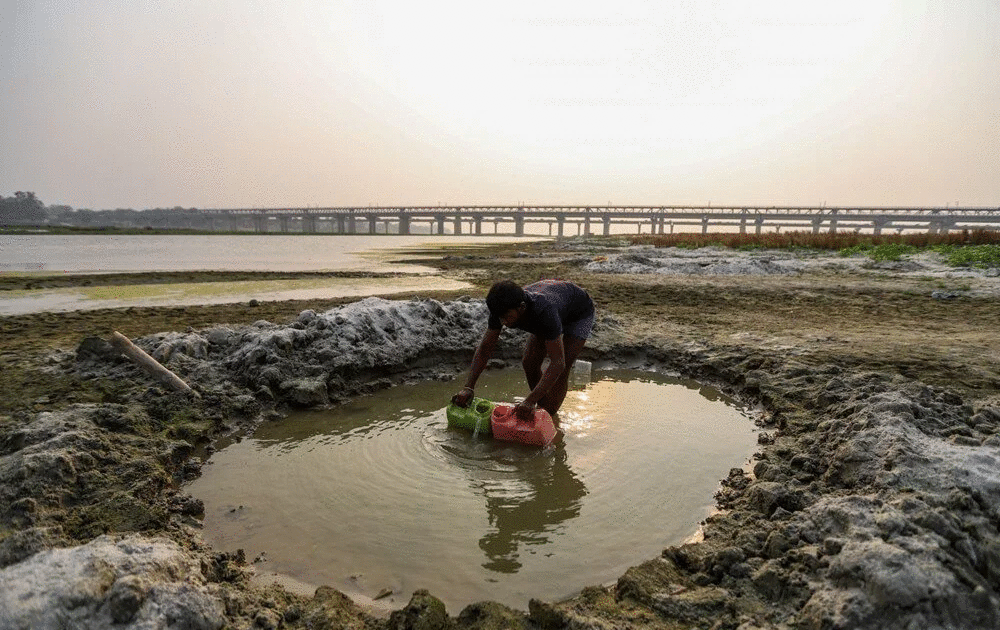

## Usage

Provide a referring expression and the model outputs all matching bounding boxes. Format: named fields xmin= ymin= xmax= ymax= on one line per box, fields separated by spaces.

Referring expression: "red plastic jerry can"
xmin=490 ymin=404 xmax=557 ymax=447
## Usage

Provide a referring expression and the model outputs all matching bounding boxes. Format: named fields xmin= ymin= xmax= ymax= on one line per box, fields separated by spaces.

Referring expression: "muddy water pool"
xmin=185 ymin=368 xmax=758 ymax=612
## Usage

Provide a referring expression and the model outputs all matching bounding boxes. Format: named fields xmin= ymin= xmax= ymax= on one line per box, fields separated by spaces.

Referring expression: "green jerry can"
xmin=446 ymin=397 xmax=496 ymax=436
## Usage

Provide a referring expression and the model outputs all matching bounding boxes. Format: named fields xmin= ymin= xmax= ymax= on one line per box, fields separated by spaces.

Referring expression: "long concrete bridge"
xmin=190 ymin=205 xmax=1000 ymax=236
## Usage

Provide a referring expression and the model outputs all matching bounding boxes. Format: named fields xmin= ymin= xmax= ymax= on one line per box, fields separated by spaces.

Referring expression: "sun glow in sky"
xmin=2 ymin=0 xmax=998 ymax=209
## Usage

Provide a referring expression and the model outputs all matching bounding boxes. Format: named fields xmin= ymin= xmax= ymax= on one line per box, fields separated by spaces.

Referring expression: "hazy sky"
xmin=2 ymin=0 xmax=998 ymax=210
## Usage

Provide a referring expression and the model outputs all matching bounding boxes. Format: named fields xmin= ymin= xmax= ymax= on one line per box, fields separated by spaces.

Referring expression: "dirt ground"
xmin=2 ymin=238 xmax=1000 ymax=629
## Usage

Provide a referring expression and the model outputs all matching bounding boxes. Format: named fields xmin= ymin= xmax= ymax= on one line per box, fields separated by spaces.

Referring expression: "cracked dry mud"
xmin=1 ymin=239 xmax=1000 ymax=630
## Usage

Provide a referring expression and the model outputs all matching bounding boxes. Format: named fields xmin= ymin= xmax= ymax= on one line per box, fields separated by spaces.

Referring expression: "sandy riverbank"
xmin=2 ymin=238 xmax=1000 ymax=629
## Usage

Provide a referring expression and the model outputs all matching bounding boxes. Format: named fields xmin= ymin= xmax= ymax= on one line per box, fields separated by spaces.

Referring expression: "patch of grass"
xmin=932 ymin=244 xmax=1000 ymax=269
xmin=869 ymin=243 xmax=919 ymax=261
xmin=838 ymin=243 xmax=873 ymax=258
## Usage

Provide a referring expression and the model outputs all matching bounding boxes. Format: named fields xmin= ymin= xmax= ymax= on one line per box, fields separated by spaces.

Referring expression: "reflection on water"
xmin=186 ymin=368 xmax=757 ymax=612
xmin=478 ymin=446 xmax=586 ymax=573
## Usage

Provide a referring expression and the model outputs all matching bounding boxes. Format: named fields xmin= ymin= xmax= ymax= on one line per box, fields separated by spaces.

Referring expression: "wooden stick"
xmin=110 ymin=331 xmax=195 ymax=395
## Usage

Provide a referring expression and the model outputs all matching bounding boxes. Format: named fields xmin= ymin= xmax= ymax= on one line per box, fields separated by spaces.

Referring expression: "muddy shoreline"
xmin=2 ymin=239 xmax=1000 ymax=629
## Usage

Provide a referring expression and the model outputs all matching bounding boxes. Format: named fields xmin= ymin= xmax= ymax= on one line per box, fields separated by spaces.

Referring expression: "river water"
xmin=0 ymin=234 xmax=540 ymax=314
xmin=0 ymin=234 xmax=539 ymax=273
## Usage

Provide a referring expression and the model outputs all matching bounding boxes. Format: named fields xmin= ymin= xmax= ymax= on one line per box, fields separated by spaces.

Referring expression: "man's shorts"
xmin=565 ymin=308 xmax=596 ymax=341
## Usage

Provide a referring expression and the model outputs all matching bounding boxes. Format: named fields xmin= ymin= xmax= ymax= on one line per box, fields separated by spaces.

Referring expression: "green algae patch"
xmin=90 ymin=404 xmax=164 ymax=435
xmin=299 ymin=586 xmax=379 ymax=630
xmin=2 ymin=275 xmax=471 ymax=315
xmin=456 ymin=601 xmax=531 ymax=630
xmin=78 ymin=278 xmax=330 ymax=301
xmin=63 ymin=490 xmax=171 ymax=539
xmin=0 ymin=360 xmax=104 ymax=415
xmin=73 ymin=277 xmax=352 ymax=305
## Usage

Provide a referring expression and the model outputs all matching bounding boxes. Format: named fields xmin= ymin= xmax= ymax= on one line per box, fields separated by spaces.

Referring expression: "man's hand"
xmin=451 ymin=387 xmax=475 ymax=408
xmin=515 ymin=400 xmax=535 ymax=421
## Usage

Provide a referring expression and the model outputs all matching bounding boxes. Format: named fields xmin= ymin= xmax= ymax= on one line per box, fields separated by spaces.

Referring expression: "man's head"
xmin=486 ymin=280 xmax=526 ymax=326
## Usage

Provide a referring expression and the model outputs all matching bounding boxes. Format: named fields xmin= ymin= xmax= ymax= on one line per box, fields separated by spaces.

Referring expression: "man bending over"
xmin=452 ymin=279 xmax=596 ymax=419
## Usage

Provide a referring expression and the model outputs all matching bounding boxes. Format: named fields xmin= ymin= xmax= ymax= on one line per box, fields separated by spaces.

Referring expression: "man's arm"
xmin=454 ymin=328 xmax=501 ymax=406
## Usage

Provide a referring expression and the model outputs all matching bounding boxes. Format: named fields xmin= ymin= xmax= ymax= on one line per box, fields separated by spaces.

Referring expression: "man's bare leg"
xmin=538 ymin=335 xmax=587 ymax=416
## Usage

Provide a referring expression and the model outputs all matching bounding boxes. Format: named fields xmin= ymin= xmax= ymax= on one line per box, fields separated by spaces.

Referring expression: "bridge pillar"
xmin=829 ymin=209 xmax=838 ymax=234
xmin=366 ymin=214 xmax=377 ymax=234
xmin=398 ymin=212 xmax=410 ymax=235
xmin=557 ymin=214 xmax=565 ymax=238
xmin=474 ymin=217 xmax=482 ymax=235
xmin=812 ymin=217 xmax=822 ymax=234
xmin=755 ymin=217 xmax=764 ymax=235
xmin=453 ymin=216 xmax=463 ymax=235
xmin=434 ymin=214 xmax=444 ymax=235
xmin=348 ymin=214 xmax=357 ymax=234
xmin=254 ymin=214 xmax=266 ymax=233
xmin=279 ymin=216 xmax=290 ymax=233
xmin=303 ymin=215 xmax=317 ymax=234
xmin=873 ymin=219 xmax=886 ymax=236
xmin=515 ymin=213 xmax=524 ymax=236
xmin=336 ymin=215 xmax=345 ymax=234
xmin=740 ymin=215 xmax=747 ymax=234
xmin=702 ymin=216 xmax=709 ymax=234
xmin=936 ymin=219 xmax=954 ymax=235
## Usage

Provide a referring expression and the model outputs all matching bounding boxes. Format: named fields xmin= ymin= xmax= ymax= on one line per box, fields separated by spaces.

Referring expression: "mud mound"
xmin=134 ymin=297 xmax=515 ymax=407
xmin=585 ymin=247 xmax=807 ymax=275
xmin=0 ymin=535 xmax=227 ymax=630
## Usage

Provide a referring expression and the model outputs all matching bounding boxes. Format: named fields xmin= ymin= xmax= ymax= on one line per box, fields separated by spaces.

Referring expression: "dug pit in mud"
xmin=184 ymin=367 xmax=758 ymax=613
xmin=2 ymin=240 xmax=1000 ymax=629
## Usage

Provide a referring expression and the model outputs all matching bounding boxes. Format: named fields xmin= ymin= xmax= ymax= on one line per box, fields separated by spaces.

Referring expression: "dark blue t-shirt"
xmin=487 ymin=280 xmax=594 ymax=340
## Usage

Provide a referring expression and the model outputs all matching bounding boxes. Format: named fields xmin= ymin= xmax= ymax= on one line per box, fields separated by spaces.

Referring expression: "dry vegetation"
xmin=628 ymin=229 xmax=1000 ymax=250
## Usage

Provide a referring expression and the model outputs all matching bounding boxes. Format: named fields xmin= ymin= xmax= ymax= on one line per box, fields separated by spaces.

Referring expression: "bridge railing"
xmin=202 ymin=205 xmax=1000 ymax=217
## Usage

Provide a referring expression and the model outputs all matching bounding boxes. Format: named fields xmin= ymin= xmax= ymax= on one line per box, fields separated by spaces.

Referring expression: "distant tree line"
xmin=1 ymin=192 xmax=204 ymax=229
xmin=0 ymin=192 xmax=48 ymax=224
